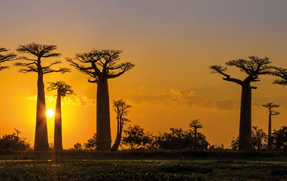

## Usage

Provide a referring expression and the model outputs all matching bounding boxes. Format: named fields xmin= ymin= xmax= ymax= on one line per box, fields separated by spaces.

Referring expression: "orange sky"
xmin=1 ymin=1 xmax=287 ymax=149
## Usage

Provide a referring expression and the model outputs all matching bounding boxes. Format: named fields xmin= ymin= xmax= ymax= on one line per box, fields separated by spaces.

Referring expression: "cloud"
xmin=126 ymin=87 xmax=241 ymax=111
xmin=170 ymin=89 xmax=196 ymax=100
xmin=26 ymin=95 xmax=95 ymax=106
xmin=195 ymin=100 xmax=240 ymax=110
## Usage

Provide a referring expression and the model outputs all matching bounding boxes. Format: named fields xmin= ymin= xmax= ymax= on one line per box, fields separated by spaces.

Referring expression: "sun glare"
xmin=47 ymin=109 xmax=54 ymax=118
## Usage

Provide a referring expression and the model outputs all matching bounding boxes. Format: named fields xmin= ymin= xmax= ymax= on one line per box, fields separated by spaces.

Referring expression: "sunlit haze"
xmin=1 ymin=0 xmax=287 ymax=149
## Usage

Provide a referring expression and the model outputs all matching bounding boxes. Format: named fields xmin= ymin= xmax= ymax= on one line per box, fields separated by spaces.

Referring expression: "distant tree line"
xmin=0 ymin=129 xmax=31 ymax=151
xmin=74 ymin=119 xmax=209 ymax=151
xmin=231 ymin=125 xmax=287 ymax=151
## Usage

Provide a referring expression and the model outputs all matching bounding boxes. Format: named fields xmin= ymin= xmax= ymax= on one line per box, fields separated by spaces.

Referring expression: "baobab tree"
xmin=0 ymin=48 xmax=17 ymax=71
xmin=262 ymin=102 xmax=280 ymax=150
xmin=15 ymin=43 xmax=70 ymax=151
xmin=210 ymin=56 xmax=272 ymax=150
xmin=189 ymin=119 xmax=203 ymax=142
xmin=47 ymin=81 xmax=74 ymax=150
xmin=111 ymin=99 xmax=131 ymax=151
xmin=67 ymin=50 xmax=134 ymax=151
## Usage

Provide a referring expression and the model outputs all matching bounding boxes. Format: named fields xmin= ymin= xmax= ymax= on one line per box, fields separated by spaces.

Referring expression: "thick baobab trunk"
xmin=238 ymin=83 xmax=252 ymax=151
xmin=34 ymin=72 xmax=49 ymax=151
xmin=268 ymin=111 xmax=272 ymax=150
xmin=54 ymin=89 xmax=63 ymax=150
xmin=96 ymin=78 xmax=111 ymax=151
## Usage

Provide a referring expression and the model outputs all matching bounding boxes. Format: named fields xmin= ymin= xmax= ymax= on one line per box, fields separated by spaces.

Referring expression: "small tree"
xmin=122 ymin=125 xmax=152 ymax=149
xmin=0 ymin=48 xmax=17 ymax=71
xmin=210 ymin=56 xmax=272 ymax=150
xmin=111 ymin=99 xmax=131 ymax=151
xmin=252 ymin=126 xmax=267 ymax=151
xmin=15 ymin=43 xmax=70 ymax=151
xmin=272 ymin=126 xmax=287 ymax=150
xmin=262 ymin=102 xmax=280 ymax=150
xmin=67 ymin=50 xmax=134 ymax=151
xmin=0 ymin=129 xmax=31 ymax=151
xmin=189 ymin=119 xmax=203 ymax=143
xmin=47 ymin=81 xmax=74 ymax=151
xmin=74 ymin=142 xmax=82 ymax=150
xmin=84 ymin=133 xmax=97 ymax=150
xmin=156 ymin=128 xmax=209 ymax=150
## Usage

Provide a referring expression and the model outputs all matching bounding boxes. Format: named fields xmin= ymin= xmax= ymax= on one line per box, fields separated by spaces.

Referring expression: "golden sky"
xmin=1 ymin=0 xmax=287 ymax=148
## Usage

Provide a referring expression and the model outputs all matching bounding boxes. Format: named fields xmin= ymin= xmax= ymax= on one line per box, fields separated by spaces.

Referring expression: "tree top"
xmin=67 ymin=49 xmax=135 ymax=83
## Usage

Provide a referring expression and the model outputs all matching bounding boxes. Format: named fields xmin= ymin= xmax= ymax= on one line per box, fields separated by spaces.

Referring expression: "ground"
xmin=1 ymin=150 xmax=287 ymax=180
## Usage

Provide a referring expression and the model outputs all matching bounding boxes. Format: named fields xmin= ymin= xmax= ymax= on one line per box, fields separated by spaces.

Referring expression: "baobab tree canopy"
xmin=210 ymin=56 xmax=272 ymax=87
xmin=15 ymin=43 xmax=70 ymax=74
xmin=0 ymin=48 xmax=17 ymax=71
xmin=67 ymin=49 xmax=135 ymax=151
xmin=67 ymin=50 xmax=134 ymax=83
xmin=47 ymin=81 xmax=74 ymax=97
xmin=210 ymin=56 xmax=273 ymax=151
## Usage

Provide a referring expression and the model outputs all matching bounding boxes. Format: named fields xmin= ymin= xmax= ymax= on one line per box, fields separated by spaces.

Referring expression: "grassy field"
xmin=1 ymin=150 xmax=287 ymax=180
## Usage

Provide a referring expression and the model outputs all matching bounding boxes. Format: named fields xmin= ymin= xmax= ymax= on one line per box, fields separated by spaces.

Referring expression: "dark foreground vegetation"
xmin=2 ymin=150 xmax=287 ymax=180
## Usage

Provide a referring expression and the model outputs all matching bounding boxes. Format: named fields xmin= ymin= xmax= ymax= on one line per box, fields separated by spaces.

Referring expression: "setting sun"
xmin=46 ymin=109 xmax=54 ymax=118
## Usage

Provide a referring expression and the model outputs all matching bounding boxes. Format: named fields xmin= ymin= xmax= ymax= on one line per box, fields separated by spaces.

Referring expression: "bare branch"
xmin=42 ymin=53 xmax=61 ymax=58
xmin=210 ymin=65 xmax=229 ymax=77
xmin=67 ymin=57 xmax=96 ymax=77
xmin=0 ymin=66 xmax=8 ymax=71
xmin=0 ymin=47 xmax=17 ymax=71
xmin=271 ymin=111 xmax=280 ymax=116
xmin=210 ymin=65 xmax=243 ymax=85
xmin=272 ymin=66 xmax=287 ymax=85
xmin=43 ymin=60 xmax=62 ymax=69
xmin=14 ymin=62 xmax=36 ymax=67
xmin=107 ymin=62 xmax=135 ymax=79
xmin=18 ymin=65 xmax=38 ymax=73
xmin=43 ymin=67 xmax=71 ymax=74
xmin=17 ymin=56 xmax=36 ymax=62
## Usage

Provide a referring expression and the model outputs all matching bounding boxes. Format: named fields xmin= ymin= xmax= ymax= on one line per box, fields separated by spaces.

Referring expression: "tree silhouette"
xmin=272 ymin=67 xmax=287 ymax=85
xmin=262 ymin=102 xmax=280 ymax=150
xmin=231 ymin=126 xmax=267 ymax=151
xmin=210 ymin=56 xmax=272 ymax=150
xmin=189 ymin=119 xmax=203 ymax=143
xmin=15 ymin=43 xmax=70 ymax=151
xmin=84 ymin=133 xmax=97 ymax=150
xmin=122 ymin=125 xmax=152 ymax=150
xmin=67 ymin=50 xmax=134 ymax=151
xmin=73 ymin=142 xmax=82 ymax=150
xmin=0 ymin=48 xmax=17 ymax=71
xmin=272 ymin=126 xmax=287 ymax=150
xmin=111 ymin=99 xmax=131 ymax=151
xmin=252 ymin=126 xmax=267 ymax=151
xmin=47 ymin=81 xmax=74 ymax=151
